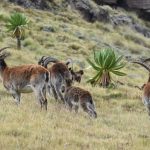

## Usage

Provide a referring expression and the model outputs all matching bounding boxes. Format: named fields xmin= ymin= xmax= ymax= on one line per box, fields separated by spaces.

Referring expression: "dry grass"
xmin=0 ymin=83 xmax=150 ymax=150
xmin=0 ymin=1 xmax=150 ymax=150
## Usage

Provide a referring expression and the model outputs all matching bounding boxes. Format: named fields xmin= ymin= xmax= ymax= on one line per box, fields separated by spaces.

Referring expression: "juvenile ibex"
xmin=61 ymin=80 xmax=97 ymax=118
xmin=38 ymin=56 xmax=84 ymax=102
xmin=132 ymin=60 xmax=150 ymax=116
xmin=70 ymin=69 xmax=84 ymax=83
xmin=0 ymin=47 xmax=49 ymax=110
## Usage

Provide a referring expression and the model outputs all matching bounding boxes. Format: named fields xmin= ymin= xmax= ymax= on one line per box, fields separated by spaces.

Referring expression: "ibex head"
xmin=132 ymin=58 xmax=150 ymax=82
xmin=0 ymin=47 xmax=11 ymax=59
xmin=69 ymin=68 xmax=84 ymax=83
xmin=66 ymin=58 xmax=84 ymax=83
xmin=0 ymin=47 xmax=11 ymax=69
xmin=66 ymin=58 xmax=73 ymax=67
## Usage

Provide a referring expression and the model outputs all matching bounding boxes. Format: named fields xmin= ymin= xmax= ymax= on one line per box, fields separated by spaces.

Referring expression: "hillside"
xmin=0 ymin=0 xmax=150 ymax=150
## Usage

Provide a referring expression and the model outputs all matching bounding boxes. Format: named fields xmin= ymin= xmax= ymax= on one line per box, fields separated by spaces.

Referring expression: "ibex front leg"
xmin=11 ymin=90 xmax=21 ymax=105
xmin=41 ymin=85 xmax=47 ymax=110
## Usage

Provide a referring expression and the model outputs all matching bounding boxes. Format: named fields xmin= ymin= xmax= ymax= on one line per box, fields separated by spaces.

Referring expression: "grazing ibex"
xmin=0 ymin=47 xmax=49 ymax=110
xmin=132 ymin=60 xmax=150 ymax=116
xmin=61 ymin=80 xmax=97 ymax=118
xmin=38 ymin=56 xmax=84 ymax=102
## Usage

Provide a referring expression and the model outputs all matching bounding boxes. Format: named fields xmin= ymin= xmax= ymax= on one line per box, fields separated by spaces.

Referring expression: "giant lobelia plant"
xmin=87 ymin=48 xmax=126 ymax=87
xmin=6 ymin=12 xmax=29 ymax=49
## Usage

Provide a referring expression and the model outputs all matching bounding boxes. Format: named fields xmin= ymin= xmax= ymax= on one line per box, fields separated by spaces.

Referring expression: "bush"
xmin=87 ymin=48 xmax=126 ymax=87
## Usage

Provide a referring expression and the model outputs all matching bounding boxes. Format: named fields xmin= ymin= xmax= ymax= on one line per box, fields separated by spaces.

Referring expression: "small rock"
xmin=133 ymin=24 xmax=150 ymax=38
xmin=41 ymin=26 xmax=56 ymax=32
xmin=111 ymin=15 xmax=132 ymax=26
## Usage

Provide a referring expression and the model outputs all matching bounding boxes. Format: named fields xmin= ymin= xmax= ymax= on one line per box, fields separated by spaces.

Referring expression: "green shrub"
xmin=6 ymin=12 xmax=29 ymax=49
xmin=87 ymin=48 xmax=126 ymax=87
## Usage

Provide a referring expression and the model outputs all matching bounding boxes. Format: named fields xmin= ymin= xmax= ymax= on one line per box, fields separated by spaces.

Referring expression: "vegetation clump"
xmin=87 ymin=48 xmax=126 ymax=87
xmin=6 ymin=12 xmax=29 ymax=49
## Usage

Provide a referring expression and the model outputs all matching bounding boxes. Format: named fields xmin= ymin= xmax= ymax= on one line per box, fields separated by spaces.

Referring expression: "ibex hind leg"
xmin=36 ymin=92 xmax=47 ymax=110
xmin=81 ymin=102 xmax=97 ymax=118
xmin=72 ymin=95 xmax=79 ymax=113
xmin=51 ymin=84 xmax=58 ymax=101
xmin=87 ymin=102 xmax=97 ymax=118
xmin=47 ymin=85 xmax=52 ymax=96
xmin=55 ymin=82 xmax=65 ymax=103
xmin=74 ymin=105 xmax=79 ymax=113
xmin=42 ymin=97 xmax=47 ymax=110
xmin=32 ymin=86 xmax=44 ymax=110
xmin=147 ymin=105 xmax=150 ymax=116
xmin=41 ymin=85 xmax=47 ymax=110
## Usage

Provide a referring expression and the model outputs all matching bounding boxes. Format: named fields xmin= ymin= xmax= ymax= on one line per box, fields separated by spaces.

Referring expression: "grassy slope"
xmin=0 ymin=1 xmax=150 ymax=150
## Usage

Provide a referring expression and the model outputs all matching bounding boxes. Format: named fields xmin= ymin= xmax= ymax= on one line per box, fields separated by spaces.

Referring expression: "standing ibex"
xmin=38 ymin=56 xmax=84 ymax=102
xmin=132 ymin=60 xmax=150 ymax=116
xmin=0 ymin=47 xmax=49 ymax=110
xmin=38 ymin=56 xmax=72 ymax=102
xmin=61 ymin=80 xmax=97 ymax=118
xmin=38 ymin=56 xmax=84 ymax=83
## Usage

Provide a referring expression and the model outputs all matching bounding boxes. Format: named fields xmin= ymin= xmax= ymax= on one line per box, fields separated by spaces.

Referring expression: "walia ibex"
xmin=132 ymin=59 xmax=150 ymax=116
xmin=0 ymin=47 xmax=49 ymax=110
xmin=38 ymin=56 xmax=73 ymax=102
xmin=38 ymin=56 xmax=84 ymax=102
xmin=61 ymin=80 xmax=97 ymax=118
xmin=38 ymin=56 xmax=84 ymax=83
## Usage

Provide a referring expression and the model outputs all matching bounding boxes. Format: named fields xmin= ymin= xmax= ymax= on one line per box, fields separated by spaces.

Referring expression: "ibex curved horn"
xmin=143 ymin=58 xmax=150 ymax=63
xmin=44 ymin=56 xmax=59 ymax=67
xmin=0 ymin=52 xmax=11 ymax=60
xmin=38 ymin=56 xmax=59 ymax=68
xmin=132 ymin=61 xmax=150 ymax=72
xmin=66 ymin=58 xmax=73 ymax=68
xmin=38 ymin=56 xmax=47 ymax=65
xmin=0 ymin=47 xmax=11 ymax=52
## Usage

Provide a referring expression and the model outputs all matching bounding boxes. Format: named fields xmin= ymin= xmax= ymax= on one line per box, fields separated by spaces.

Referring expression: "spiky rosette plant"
xmin=6 ymin=12 xmax=29 ymax=49
xmin=87 ymin=48 xmax=126 ymax=87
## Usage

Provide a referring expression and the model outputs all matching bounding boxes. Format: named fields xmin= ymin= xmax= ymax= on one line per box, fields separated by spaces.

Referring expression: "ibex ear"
xmin=68 ymin=67 xmax=72 ymax=71
xmin=69 ymin=68 xmax=74 ymax=74
xmin=141 ymin=84 xmax=146 ymax=90
xmin=79 ymin=70 xmax=84 ymax=75
xmin=66 ymin=62 xmax=70 ymax=66
xmin=38 ymin=56 xmax=46 ymax=65
xmin=66 ymin=58 xmax=73 ymax=67
xmin=61 ymin=85 xmax=65 ymax=93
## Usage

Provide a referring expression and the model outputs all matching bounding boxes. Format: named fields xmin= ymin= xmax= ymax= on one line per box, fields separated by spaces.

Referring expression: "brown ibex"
xmin=38 ymin=56 xmax=84 ymax=102
xmin=61 ymin=80 xmax=97 ymax=118
xmin=0 ymin=47 xmax=49 ymax=110
xmin=38 ymin=56 xmax=84 ymax=83
xmin=132 ymin=60 xmax=150 ymax=116
xmin=69 ymin=69 xmax=84 ymax=83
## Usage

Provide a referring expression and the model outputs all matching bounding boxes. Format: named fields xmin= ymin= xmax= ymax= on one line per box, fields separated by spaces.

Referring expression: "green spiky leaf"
xmin=87 ymin=48 xmax=126 ymax=87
